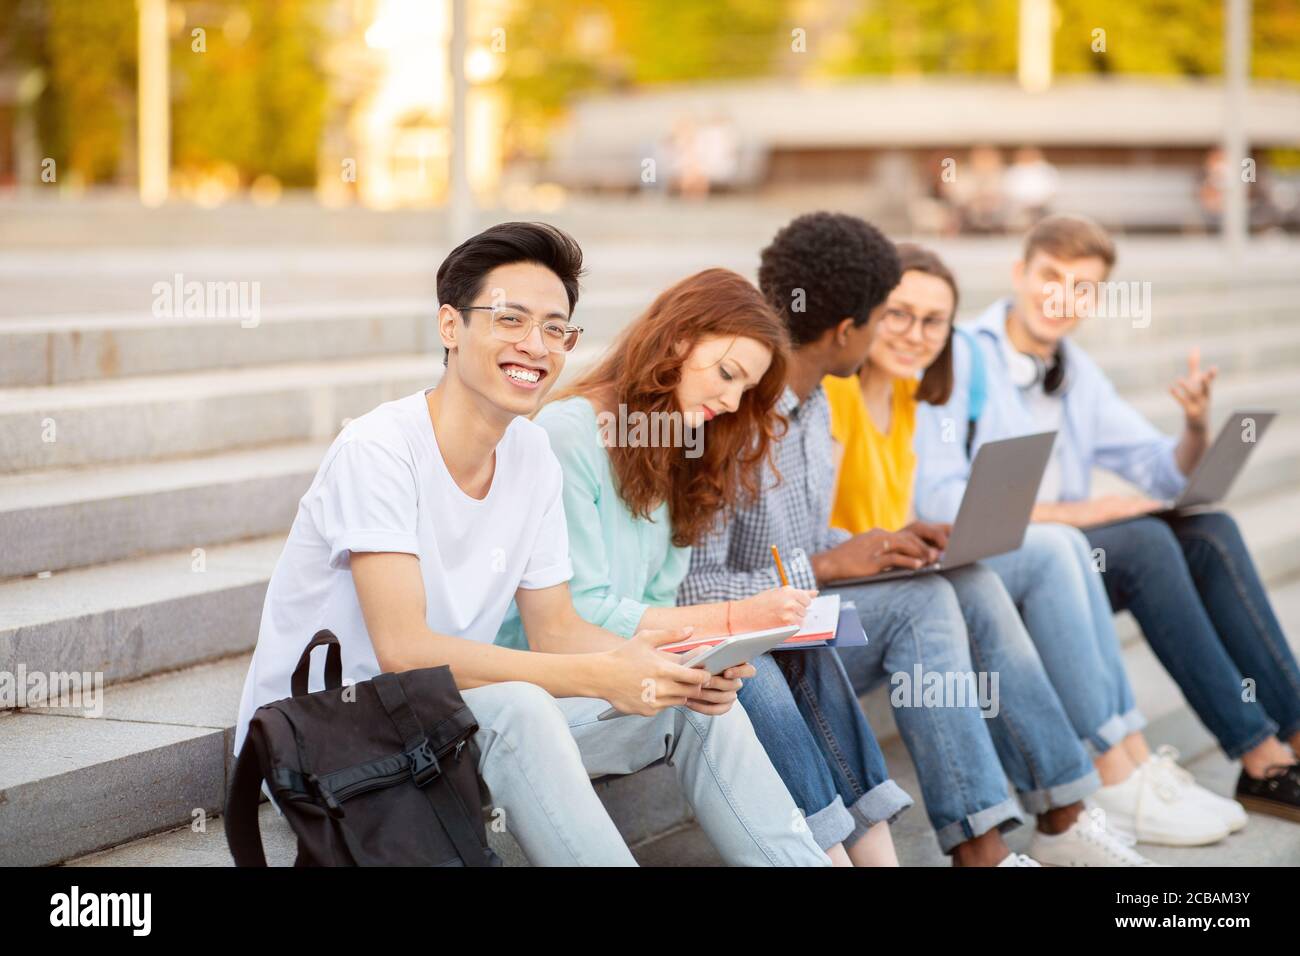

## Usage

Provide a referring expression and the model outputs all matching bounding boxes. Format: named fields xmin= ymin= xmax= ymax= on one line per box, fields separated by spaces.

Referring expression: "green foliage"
xmin=829 ymin=0 xmax=1299 ymax=81
xmin=172 ymin=0 xmax=327 ymax=187
xmin=499 ymin=0 xmax=791 ymax=139
xmin=0 ymin=0 xmax=327 ymax=186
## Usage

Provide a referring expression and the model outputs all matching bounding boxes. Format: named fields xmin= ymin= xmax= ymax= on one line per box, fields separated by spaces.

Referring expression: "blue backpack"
xmin=954 ymin=326 xmax=986 ymax=459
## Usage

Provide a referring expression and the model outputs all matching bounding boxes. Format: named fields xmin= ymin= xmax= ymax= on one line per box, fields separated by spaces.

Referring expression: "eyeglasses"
xmin=458 ymin=306 xmax=584 ymax=353
xmin=879 ymin=306 xmax=952 ymax=344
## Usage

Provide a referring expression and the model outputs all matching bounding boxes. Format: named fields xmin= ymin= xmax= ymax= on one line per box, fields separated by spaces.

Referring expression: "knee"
xmin=1183 ymin=509 xmax=1242 ymax=546
xmin=1114 ymin=517 xmax=1182 ymax=565
xmin=897 ymin=577 xmax=973 ymax=661
xmin=471 ymin=681 xmax=568 ymax=743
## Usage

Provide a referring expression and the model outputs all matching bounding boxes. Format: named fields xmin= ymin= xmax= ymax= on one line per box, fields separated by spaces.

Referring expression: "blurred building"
xmin=545 ymin=76 xmax=1300 ymax=232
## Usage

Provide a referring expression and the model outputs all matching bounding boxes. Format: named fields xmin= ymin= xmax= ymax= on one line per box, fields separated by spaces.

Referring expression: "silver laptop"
xmin=828 ymin=430 xmax=1057 ymax=586
xmin=1159 ymin=409 xmax=1276 ymax=512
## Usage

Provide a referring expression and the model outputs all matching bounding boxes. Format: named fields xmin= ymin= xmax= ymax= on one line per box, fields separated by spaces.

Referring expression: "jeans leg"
xmin=941 ymin=563 xmax=1101 ymax=813
xmin=982 ymin=523 xmax=1142 ymax=755
xmin=561 ymin=694 xmax=830 ymax=866
xmin=831 ymin=575 xmax=1026 ymax=855
xmin=1086 ymin=516 xmax=1279 ymax=758
xmin=464 ymin=682 xmax=636 ymax=866
xmin=1166 ymin=510 xmax=1300 ymax=740
xmin=775 ymin=647 xmax=915 ymax=845
xmin=736 ymin=653 xmax=855 ymax=850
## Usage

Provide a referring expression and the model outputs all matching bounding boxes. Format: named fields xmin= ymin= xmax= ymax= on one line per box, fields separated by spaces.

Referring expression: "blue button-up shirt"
xmin=913 ymin=297 xmax=1186 ymax=522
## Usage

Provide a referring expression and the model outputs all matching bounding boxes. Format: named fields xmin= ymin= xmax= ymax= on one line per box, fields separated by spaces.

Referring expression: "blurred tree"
xmin=499 ymin=0 xmax=791 ymax=153
xmin=172 ymin=0 xmax=328 ymax=187
xmin=829 ymin=0 xmax=1299 ymax=81
xmin=0 ymin=0 xmax=327 ymax=187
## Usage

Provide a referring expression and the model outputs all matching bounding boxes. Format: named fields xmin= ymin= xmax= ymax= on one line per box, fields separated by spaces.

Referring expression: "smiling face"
xmin=1010 ymin=250 xmax=1109 ymax=351
xmin=867 ymin=270 xmax=955 ymax=380
xmin=438 ymin=261 xmax=571 ymax=419
xmin=673 ymin=334 xmax=774 ymax=427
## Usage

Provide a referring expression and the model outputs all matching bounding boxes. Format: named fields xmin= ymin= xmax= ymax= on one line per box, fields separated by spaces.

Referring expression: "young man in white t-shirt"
xmin=234 ymin=222 xmax=828 ymax=866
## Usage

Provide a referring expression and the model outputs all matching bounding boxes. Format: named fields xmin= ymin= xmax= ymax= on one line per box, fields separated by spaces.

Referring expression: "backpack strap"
xmin=955 ymin=327 xmax=987 ymax=459
xmin=371 ymin=672 xmax=495 ymax=867
xmin=291 ymin=629 xmax=343 ymax=697
xmin=225 ymin=734 xmax=271 ymax=867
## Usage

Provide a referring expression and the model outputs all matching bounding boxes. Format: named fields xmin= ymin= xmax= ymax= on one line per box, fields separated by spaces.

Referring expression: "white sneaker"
xmin=1091 ymin=759 xmax=1230 ymax=846
xmin=996 ymin=853 xmax=1042 ymax=867
xmin=1146 ymin=745 xmax=1248 ymax=834
xmin=1028 ymin=814 xmax=1161 ymax=866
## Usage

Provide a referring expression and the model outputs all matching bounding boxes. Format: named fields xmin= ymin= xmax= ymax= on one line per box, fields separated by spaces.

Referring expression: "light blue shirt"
xmin=495 ymin=396 xmax=690 ymax=649
xmin=913 ymin=297 xmax=1186 ymax=522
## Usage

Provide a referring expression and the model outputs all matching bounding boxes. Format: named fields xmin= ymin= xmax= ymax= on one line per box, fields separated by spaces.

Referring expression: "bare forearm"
xmin=1031 ymin=501 xmax=1091 ymax=527
xmin=1175 ymin=423 xmax=1209 ymax=476
xmin=528 ymin=607 xmax=628 ymax=655
xmin=638 ymin=601 xmax=730 ymax=639
xmin=379 ymin=629 xmax=600 ymax=698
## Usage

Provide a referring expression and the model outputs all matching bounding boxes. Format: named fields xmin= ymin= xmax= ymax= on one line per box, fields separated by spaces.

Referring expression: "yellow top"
xmin=823 ymin=374 xmax=918 ymax=534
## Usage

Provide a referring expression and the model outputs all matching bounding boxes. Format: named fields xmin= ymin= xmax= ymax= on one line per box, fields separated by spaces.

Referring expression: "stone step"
xmin=4 ymin=278 xmax=1295 ymax=386
xmin=0 ymin=537 xmax=282 ymax=701
xmin=0 ymin=355 xmax=444 ymax=474
xmin=0 ymin=443 xmax=325 ymax=579
xmin=50 ymin=576 xmax=1300 ymax=867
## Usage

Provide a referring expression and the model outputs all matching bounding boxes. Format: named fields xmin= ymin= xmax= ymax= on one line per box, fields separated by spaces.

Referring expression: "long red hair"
xmin=551 ymin=268 xmax=789 ymax=548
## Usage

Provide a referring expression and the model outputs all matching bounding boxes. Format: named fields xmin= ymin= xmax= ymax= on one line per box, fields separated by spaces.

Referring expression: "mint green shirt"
xmin=495 ymin=396 xmax=691 ymax=649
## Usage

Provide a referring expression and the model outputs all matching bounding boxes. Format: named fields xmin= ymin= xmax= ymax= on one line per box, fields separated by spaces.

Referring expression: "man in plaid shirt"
xmin=680 ymin=213 xmax=1152 ymax=866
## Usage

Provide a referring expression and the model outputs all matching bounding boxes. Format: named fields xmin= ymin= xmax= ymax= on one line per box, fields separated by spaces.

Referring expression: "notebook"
xmin=660 ymin=595 xmax=843 ymax=655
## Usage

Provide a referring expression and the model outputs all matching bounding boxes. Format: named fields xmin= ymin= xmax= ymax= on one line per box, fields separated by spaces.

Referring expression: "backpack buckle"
xmin=407 ymin=739 xmax=441 ymax=787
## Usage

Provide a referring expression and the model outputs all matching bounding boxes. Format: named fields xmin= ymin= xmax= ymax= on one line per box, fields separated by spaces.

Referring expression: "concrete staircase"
xmin=2 ymin=241 xmax=1299 ymax=866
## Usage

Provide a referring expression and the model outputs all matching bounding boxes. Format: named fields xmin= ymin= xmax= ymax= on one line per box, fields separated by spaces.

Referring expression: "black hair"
xmin=757 ymin=212 xmax=901 ymax=346
xmin=436 ymin=221 xmax=585 ymax=365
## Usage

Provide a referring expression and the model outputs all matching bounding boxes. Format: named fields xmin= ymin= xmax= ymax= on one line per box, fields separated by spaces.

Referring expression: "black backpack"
xmin=225 ymin=630 xmax=500 ymax=866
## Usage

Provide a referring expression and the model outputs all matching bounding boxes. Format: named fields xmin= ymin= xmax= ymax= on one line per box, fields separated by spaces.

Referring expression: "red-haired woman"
xmin=498 ymin=268 xmax=912 ymax=865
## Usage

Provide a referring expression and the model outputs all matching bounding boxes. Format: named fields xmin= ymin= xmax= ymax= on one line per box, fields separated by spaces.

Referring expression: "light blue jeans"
xmin=834 ymin=565 xmax=1100 ymax=854
xmin=462 ymin=681 xmax=830 ymax=866
xmin=980 ymin=523 xmax=1147 ymax=757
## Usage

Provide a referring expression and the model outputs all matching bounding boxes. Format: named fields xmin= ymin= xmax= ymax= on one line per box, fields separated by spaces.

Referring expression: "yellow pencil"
xmin=770 ymin=544 xmax=789 ymax=587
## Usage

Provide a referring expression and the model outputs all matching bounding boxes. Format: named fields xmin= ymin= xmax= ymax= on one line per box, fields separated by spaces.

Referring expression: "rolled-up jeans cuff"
xmin=934 ymin=797 xmax=1025 ymax=855
xmin=1016 ymin=767 xmax=1101 ymax=814
xmin=804 ymin=794 xmax=855 ymax=851
xmin=1121 ymin=706 xmax=1147 ymax=737
xmin=1082 ymin=713 xmax=1134 ymax=759
xmin=846 ymin=780 xmax=914 ymax=846
xmin=1222 ymin=721 xmax=1280 ymax=761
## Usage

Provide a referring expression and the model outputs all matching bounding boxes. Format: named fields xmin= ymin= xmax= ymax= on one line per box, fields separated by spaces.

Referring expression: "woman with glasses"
xmin=823 ymin=243 xmax=1238 ymax=852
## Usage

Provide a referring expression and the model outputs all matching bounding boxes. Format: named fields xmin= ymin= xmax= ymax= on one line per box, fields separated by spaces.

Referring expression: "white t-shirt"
xmin=1023 ymin=382 xmax=1065 ymax=502
xmin=233 ymin=390 xmax=572 ymax=755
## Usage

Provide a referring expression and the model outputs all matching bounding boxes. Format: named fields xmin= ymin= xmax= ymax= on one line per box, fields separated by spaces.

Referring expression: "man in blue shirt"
xmin=915 ymin=213 xmax=1300 ymax=823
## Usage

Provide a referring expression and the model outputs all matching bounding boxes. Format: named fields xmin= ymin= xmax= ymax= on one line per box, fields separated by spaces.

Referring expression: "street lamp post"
xmin=448 ymin=0 xmax=472 ymax=242
xmin=1223 ymin=0 xmax=1250 ymax=264
xmin=137 ymin=0 xmax=170 ymax=207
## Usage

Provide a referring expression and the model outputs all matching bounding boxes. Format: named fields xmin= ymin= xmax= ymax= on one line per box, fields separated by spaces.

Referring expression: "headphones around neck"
xmin=1006 ymin=343 xmax=1069 ymax=395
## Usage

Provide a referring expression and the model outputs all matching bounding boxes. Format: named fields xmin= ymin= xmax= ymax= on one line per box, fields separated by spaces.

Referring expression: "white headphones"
xmin=1003 ymin=336 xmax=1069 ymax=394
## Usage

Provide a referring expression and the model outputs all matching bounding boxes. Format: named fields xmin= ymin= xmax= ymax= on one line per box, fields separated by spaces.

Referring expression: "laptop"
xmin=828 ymin=430 xmax=1057 ymax=586
xmin=1157 ymin=409 xmax=1276 ymax=512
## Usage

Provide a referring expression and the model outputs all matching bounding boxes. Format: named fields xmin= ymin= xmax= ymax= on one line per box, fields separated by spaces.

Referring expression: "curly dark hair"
xmin=757 ymin=212 xmax=901 ymax=346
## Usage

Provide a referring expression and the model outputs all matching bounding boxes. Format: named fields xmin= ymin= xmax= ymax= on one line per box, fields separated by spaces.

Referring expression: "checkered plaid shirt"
xmin=678 ymin=385 xmax=851 ymax=604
